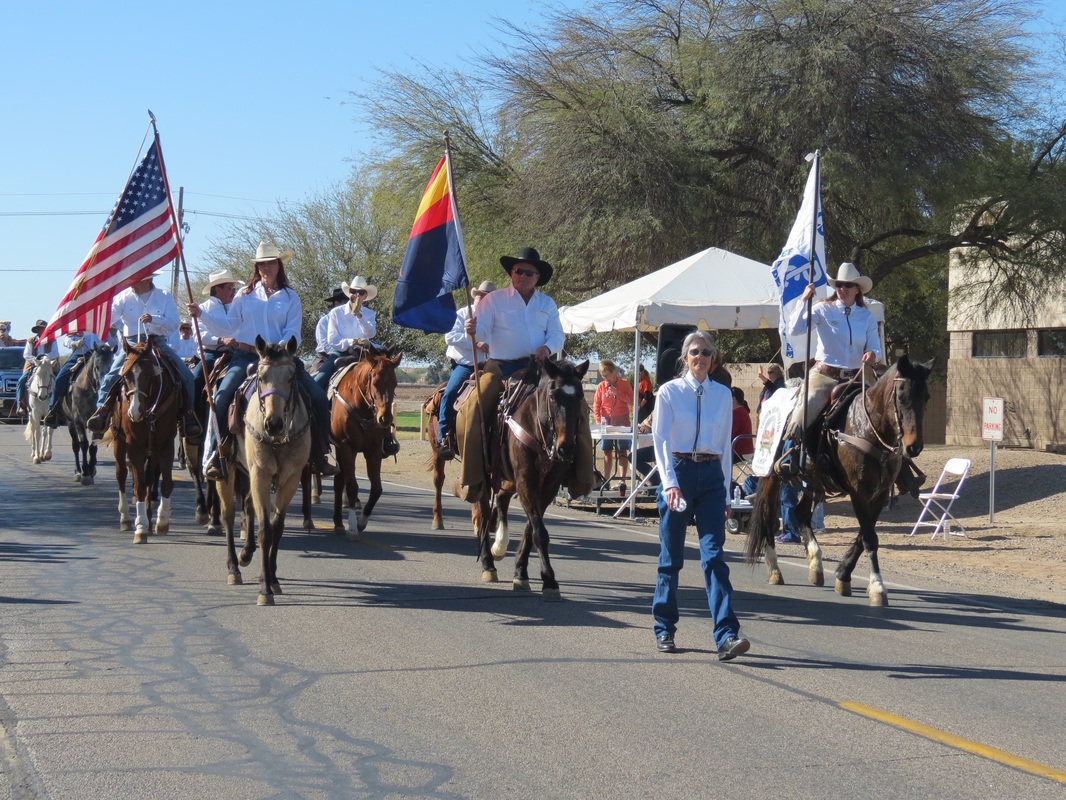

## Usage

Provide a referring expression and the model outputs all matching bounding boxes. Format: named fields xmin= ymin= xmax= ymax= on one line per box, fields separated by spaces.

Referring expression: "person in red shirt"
xmin=731 ymin=387 xmax=754 ymax=462
xmin=593 ymin=359 xmax=634 ymax=488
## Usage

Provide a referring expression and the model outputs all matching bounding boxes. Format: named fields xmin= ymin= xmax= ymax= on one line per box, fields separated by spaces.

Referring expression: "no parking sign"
xmin=982 ymin=396 xmax=1003 ymax=523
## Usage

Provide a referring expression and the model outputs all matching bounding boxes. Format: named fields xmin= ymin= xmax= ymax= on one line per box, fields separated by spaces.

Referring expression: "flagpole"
xmin=149 ymin=111 xmax=219 ymax=450
xmin=444 ymin=131 xmax=492 ymax=476
xmin=798 ymin=150 xmax=820 ymax=475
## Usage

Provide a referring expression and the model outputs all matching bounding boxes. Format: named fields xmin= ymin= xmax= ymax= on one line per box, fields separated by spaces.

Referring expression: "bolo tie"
xmin=844 ymin=305 xmax=853 ymax=345
xmin=691 ymin=384 xmax=703 ymax=452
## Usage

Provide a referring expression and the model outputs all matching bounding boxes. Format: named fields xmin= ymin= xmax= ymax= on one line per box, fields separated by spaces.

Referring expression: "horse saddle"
xmin=326 ymin=361 xmax=360 ymax=401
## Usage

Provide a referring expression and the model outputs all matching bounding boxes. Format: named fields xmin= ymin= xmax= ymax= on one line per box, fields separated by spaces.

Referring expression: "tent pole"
xmin=629 ymin=310 xmax=643 ymax=518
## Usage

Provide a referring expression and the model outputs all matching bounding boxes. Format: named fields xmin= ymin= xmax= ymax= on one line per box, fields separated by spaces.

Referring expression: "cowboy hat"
xmin=201 ymin=268 xmax=244 ymax=296
xmin=341 ymin=276 xmax=378 ymax=302
xmin=254 ymin=241 xmax=294 ymax=265
xmin=324 ymin=287 xmax=347 ymax=305
xmin=827 ymin=262 xmax=873 ymax=294
xmin=472 ymin=280 xmax=497 ymax=297
xmin=499 ymin=247 xmax=553 ymax=286
xmin=31 ymin=319 xmax=47 ymax=334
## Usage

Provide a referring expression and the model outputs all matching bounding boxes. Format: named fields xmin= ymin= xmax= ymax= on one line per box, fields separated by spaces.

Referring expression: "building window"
xmin=1037 ymin=329 xmax=1066 ymax=357
xmin=972 ymin=330 xmax=1027 ymax=358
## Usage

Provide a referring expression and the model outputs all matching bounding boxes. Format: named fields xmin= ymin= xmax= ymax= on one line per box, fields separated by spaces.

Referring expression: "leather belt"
xmin=814 ymin=363 xmax=856 ymax=380
xmin=672 ymin=452 xmax=719 ymax=463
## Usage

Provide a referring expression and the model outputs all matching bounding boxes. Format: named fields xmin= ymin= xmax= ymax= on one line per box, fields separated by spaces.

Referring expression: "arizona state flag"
xmin=392 ymin=154 xmax=469 ymax=333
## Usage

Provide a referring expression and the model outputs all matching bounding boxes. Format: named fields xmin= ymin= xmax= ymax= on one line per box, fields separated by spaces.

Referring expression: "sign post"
xmin=982 ymin=397 xmax=1004 ymax=524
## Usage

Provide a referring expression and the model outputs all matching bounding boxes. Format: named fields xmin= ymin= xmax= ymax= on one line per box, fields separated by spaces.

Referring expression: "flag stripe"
xmin=409 ymin=194 xmax=453 ymax=239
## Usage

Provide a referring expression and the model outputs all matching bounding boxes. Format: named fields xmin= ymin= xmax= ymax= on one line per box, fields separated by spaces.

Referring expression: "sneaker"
xmin=655 ymin=634 xmax=677 ymax=653
xmin=811 ymin=528 xmax=827 ymax=535
xmin=775 ymin=532 xmax=802 ymax=544
xmin=717 ymin=635 xmax=750 ymax=662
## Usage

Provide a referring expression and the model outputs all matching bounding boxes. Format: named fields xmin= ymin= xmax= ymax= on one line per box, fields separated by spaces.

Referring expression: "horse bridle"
xmin=504 ymin=375 xmax=578 ymax=468
xmin=246 ymin=360 xmax=310 ymax=447
xmin=333 ymin=361 xmax=394 ymax=432
xmin=121 ymin=348 xmax=166 ymax=420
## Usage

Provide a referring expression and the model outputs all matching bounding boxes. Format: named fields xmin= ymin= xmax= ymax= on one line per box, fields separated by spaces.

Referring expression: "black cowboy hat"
xmin=324 ymin=287 xmax=347 ymax=305
xmin=500 ymin=247 xmax=553 ymax=287
xmin=31 ymin=319 xmax=47 ymax=334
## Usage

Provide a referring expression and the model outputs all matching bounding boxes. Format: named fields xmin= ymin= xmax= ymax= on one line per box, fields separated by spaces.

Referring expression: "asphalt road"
xmin=0 ymin=424 xmax=1064 ymax=799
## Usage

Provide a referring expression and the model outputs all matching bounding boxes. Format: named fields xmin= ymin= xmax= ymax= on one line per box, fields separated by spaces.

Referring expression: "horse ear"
xmin=574 ymin=359 xmax=590 ymax=379
xmin=255 ymin=335 xmax=267 ymax=356
xmin=542 ymin=358 xmax=560 ymax=378
xmin=922 ymin=355 xmax=936 ymax=372
xmin=390 ymin=352 xmax=403 ymax=367
xmin=286 ymin=336 xmax=298 ymax=356
xmin=896 ymin=354 xmax=912 ymax=375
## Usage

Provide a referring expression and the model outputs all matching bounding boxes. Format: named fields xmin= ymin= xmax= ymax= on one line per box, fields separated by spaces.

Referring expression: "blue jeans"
xmin=211 ymin=351 xmax=257 ymax=438
xmin=98 ymin=338 xmax=196 ymax=412
xmin=780 ymin=481 xmax=801 ymax=538
xmin=652 ymin=457 xmax=740 ymax=648
xmin=312 ymin=352 xmax=342 ymax=390
xmin=812 ymin=501 xmax=825 ymax=531
xmin=438 ymin=362 xmax=473 ymax=442
xmin=191 ymin=352 xmax=220 ymax=403
xmin=16 ymin=371 xmax=30 ymax=409
xmin=48 ymin=355 xmax=79 ymax=412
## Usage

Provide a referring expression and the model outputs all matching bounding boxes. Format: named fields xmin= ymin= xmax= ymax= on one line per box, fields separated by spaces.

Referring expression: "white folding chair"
xmin=909 ymin=458 xmax=972 ymax=540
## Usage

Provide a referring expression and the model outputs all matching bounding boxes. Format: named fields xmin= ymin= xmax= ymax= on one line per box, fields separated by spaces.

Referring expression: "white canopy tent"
xmin=558 ymin=246 xmax=885 ymax=515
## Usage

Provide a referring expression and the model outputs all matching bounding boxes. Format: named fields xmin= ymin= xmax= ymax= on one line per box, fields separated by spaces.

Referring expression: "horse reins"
xmin=831 ymin=367 xmax=903 ymax=464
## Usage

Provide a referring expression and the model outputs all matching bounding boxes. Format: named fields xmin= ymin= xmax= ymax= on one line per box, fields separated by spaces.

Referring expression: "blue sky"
xmin=2 ymin=1 xmax=1065 ymax=346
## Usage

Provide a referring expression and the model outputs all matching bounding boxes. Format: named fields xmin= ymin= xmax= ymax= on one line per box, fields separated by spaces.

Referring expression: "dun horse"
xmin=330 ymin=345 xmax=402 ymax=535
xmin=744 ymin=355 xmax=932 ymax=606
xmin=213 ymin=336 xmax=310 ymax=605
xmin=24 ymin=356 xmax=56 ymax=464
xmin=109 ymin=341 xmax=179 ymax=543
xmin=63 ymin=344 xmax=114 ymax=485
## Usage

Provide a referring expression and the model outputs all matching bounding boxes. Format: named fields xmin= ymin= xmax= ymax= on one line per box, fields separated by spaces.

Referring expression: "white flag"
xmin=770 ymin=154 xmax=827 ymax=368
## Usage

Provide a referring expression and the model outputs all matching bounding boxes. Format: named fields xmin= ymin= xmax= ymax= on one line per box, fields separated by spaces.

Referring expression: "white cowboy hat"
xmin=827 ymin=262 xmax=873 ymax=294
xmin=341 ymin=276 xmax=378 ymax=302
xmin=472 ymin=280 xmax=496 ymax=297
xmin=254 ymin=241 xmax=294 ymax=265
xmin=201 ymin=268 xmax=244 ymax=296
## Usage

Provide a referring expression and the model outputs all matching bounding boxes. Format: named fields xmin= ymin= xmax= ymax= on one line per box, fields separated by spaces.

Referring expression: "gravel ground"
xmin=391 ymin=386 xmax=1066 ymax=607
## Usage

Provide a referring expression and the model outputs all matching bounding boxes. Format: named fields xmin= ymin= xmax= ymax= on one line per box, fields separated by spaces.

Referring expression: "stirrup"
xmin=774 ymin=445 xmax=801 ymax=478
xmin=86 ymin=407 xmax=110 ymax=433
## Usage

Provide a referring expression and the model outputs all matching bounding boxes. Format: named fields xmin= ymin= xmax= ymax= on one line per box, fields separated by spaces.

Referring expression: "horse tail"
xmin=744 ymin=474 xmax=781 ymax=565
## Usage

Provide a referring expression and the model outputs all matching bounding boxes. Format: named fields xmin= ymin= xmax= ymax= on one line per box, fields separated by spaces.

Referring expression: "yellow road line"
xmin=840 ymin=701 xmax=1066 ymax=784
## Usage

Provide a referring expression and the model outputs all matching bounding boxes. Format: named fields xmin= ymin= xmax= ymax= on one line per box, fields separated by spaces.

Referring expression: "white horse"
xmin=24 ymin=356 xmax=56 ymax=463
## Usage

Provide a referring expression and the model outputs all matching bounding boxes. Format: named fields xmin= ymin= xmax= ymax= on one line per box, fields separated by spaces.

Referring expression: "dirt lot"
xmin=390 ymin=385 xmax=1066 ymax=607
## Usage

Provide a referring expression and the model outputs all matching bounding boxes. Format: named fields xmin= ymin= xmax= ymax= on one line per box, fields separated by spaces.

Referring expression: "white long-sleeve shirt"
xmin=23 ymin=337 xmax=59 ymax=361
xmin=473 ymin=285 xmax=564 ymax=361
xmin=444 ymin=306 xmax=484 ymax=366
xmin=62 ymin=332 xmax=104 ymax=357
xmin=314 ymin=314 xmax=331 ymax=355
xmin=652 ymin=373 xmax=732 ymax=498
xmin=326 ymin=304 xmax=377 ymax=352
xmin=196 ymin=297 xmax=232 ymax=351
xmin=198 ymin=284 xmax=303 ymax=347
xmin=787 ymin=299 xmax=881 ymax=369
xmin=110 ymin=286 xmax=179 ymax=340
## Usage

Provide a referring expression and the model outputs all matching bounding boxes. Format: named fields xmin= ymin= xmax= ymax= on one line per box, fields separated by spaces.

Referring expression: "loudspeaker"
xmin=656 ymin=324 xmax=696 ymax=386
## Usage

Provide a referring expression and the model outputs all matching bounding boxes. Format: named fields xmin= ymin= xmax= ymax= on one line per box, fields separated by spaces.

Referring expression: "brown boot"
xmin=86 ymin=401 xmax=112 ymax=434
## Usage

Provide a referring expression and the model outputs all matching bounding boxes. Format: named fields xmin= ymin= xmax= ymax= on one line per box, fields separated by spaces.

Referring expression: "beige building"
xmin=946 ymin=255 xmax=1066 ymax=450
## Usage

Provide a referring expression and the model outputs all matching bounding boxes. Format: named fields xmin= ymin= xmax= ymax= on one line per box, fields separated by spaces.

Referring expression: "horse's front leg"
xmin=249 ymin=472 xmax=278 ymax=605
xmin=473 ymin=490 xmax=497 ymax=582
xmin=490 ymin=489 xmax=512 ymax=561
xmin=217 ymin=471 xmax=243 ymax=585
xmin=337 ymin=445 xmax=362 ymax=536
xmin=85 ymin=437 xmax=98 ymax=484
xmin=131 ymin=460 xmax=151 ymax=544
xmin=43 ymin=424 xmax=53 ymax=460
xmin=155 ymin=442 xmax=175 ymax=536
xmin=115 ymin=441 xmax=132 ymax=532
xmin=430 ymin=423 xmax=446 ymax=530
xmin=358 ymin=451 xmax=384 ymax=532
xmin=796 ymin=489 xmax=824 ymax=586
xmin=300 ymin=464 xmax=314 ymax=532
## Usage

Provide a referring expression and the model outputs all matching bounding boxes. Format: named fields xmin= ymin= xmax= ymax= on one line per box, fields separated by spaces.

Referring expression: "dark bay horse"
xmin=449 ymin=358 xmax=590 ymax=599
xmin=744 ymin=355 xmax=933 ymax=606
xmin=215 ymin=336 xmax=310 ymax=605
xmin=63 ymin=344 xmax=114 ymax=485
xmin=109 ymin=341 xmax=179 ymax=543
xmin=330 ymin=345 xmax=402 ymax=535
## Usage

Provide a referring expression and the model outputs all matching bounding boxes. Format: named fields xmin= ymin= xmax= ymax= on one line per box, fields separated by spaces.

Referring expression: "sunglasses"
xmin=513 ymin=268 xmax=539 ymax=277
xmin=688 ymin=348 xmax=713 ymax=357
xmin=835 ymin=282 xmax=857 ymax=290
xmin=352 ymin=289 xmax=367 ymax=296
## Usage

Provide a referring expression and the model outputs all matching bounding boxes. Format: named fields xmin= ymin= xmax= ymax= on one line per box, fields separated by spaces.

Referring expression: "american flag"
xmin=40 ymin=136 xmax=179 ymax=344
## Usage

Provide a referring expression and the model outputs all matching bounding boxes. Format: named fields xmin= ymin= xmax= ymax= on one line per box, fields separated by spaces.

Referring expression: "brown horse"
xmin=214 ymin=336 xmax=311 ymax=605
xmin=330 ymin=345 xmax=402 ymax=535
xmin=109 ymin=341 xmax=179 ymax=543
xmin=743 ymin=355 xmax=933 ymax=606
xmin=447 ymin=358 xmax=590 ymax=599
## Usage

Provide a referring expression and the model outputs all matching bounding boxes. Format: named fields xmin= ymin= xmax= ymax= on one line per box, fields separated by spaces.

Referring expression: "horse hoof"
xmin=835 ymin=580 xmax=852 ymax=596
xmin=490 ymin=547 xmax=506 ymax=562
xmin=768 ymin=570 xmax=784 ymax=585
xmin=207 ymin=524 xmax=223 ymax=536
xmin=195 ymin=510 xmax=209 ymax=525
xmin=542 ymin=587 xmax=562 ymax=601
xmin=481 ymin=570 xmax=498 ymax=583
xmin=869 ymin=592 xmax=889 ymax=607
xmin=332 ymin=524 xmax=346 ymax=534
xmin=302 ymin=519 xmax=314 ymax=532
xmin=257 ymin=593 xmax=275 ymax=606
xmin=73 ymin=473 xmax=82 ymax=482
xmin=44 ymin=453 xmax=52 ymax=461
xmin=513 ymin=578 xmax=531 ymax=591
xmin=271 ymin=583 xmax=283 ymax=595
xmin=156 ymin=524 xmax=169 ymax=536
xmin=32 ymin=457 xmax=41 ymax=465
xmin=311 ymin=492 xmax=321 ymax=504
xmin=238 ymin=554 xmax=253 ymax=568
xmin=120 ymin=521 xmax=132 ymax=532
xmin=227 ymin=574 xmax=242 ymax=585
xmin=431 ymin=519 xmax=444 ymax=531
xmin=133 ymin=532 xmax=148 ymax=544
xmin=81 ymin=476 xmax=94 ymax=486
xmin=809 ymin=568 xmax=824 ymax=586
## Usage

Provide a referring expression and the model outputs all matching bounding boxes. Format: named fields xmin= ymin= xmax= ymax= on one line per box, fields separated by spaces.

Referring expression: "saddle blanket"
xmin=751 ymin=386 xmax=799 ymax=477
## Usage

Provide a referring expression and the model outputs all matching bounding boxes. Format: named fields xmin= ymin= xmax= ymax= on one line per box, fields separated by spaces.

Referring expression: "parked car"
xmin=0 ymin=345 xmax=24 ymax=421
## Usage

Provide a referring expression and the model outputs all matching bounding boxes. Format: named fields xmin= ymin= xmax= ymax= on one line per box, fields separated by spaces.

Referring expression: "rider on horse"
xmin=186 ymin=241 xmax=339 ymax=481
xmin=437 ymin=279 xmax=495 ymax=460
xmin=16 ymin=320 xmax=59 ymax=414
xmin=86 ymin=274 xmax=202 ymax=438
xmin=777 ymin=261 xmax=881 ymax=476
xmin=43 ymin=331 xmax=112 ymax=428
xmin=309 ymin=286 xmax=347 ymax=377
xmin=458 ymin=247 xmax=594 ymax=498
xmin=313 ymin=276 xmax=378 ymax=390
